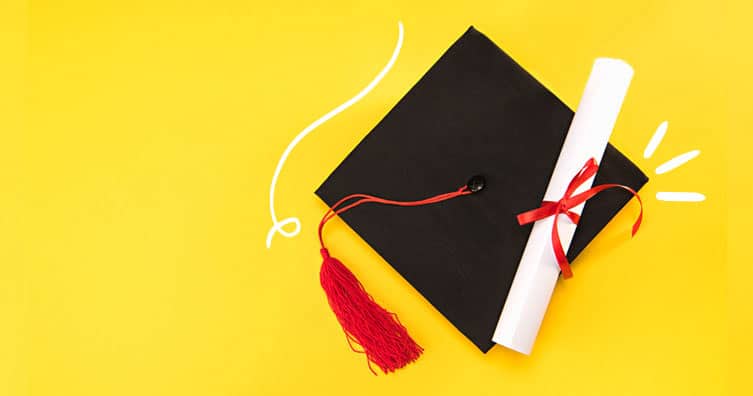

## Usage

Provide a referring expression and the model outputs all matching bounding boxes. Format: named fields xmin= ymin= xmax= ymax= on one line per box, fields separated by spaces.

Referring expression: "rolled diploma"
xmin=491 ymin=58 xmax=634 ymax=355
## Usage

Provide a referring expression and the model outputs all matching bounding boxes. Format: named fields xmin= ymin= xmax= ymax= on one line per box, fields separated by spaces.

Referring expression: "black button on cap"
xmin=466 ymin=175 xmax=485 ymax=193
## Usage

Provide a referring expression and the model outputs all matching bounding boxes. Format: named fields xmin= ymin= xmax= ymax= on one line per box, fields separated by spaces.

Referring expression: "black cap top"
xmin=316 ymin=26 xmax=648 ymax=352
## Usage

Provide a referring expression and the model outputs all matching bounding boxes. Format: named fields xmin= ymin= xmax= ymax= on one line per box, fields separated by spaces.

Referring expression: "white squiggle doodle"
xmin=266 ymin=22 xmax=405 ymax=248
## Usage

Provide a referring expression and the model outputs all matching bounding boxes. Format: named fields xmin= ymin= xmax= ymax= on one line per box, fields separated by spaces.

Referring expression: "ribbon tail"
xmin=550 ymin=214 xmax=573 ymax=279
xmin=517 ymin=201 xmax=559 ymax=225
xmin=631 ymin=193 xmax=644 ymax=236
xmin=564 ymin=210 xmax=580 ymax=224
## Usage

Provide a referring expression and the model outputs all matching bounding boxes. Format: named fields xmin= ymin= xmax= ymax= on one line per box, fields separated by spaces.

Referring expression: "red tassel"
xmin=319 ymin=248 xmax=422 ymax=374
xmin=317 ymin=185 xmax=474 ymax=373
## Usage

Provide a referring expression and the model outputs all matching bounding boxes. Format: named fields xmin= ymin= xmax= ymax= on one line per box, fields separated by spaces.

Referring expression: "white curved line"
xmin=643 ymin=120 xmax=668 ymax=159
xmin=655 ymin=149 xmax=700 ymax=175
xmin=656 ymin=192 xmax=706 ymax=202
xmin=266 ymin=21 xmax=405 ymax=248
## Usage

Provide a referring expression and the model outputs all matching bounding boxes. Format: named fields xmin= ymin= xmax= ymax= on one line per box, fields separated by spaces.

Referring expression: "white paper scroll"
xmin=492 ymin=58 xmax=634 ymax=355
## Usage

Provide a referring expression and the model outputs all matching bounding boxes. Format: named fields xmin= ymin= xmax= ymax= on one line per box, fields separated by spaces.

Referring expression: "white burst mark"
xmin=643 ymin=120 xmax=668 ymax=159
xmin=655 ymin=149 xmax=700 ymax=175
xmin=656 ymin=192 xmax=706 ymax=202
xmin=266 ymin=22 xmax=405 ymax=249
xmin=643 ymin=120 xmax=707 ymax=202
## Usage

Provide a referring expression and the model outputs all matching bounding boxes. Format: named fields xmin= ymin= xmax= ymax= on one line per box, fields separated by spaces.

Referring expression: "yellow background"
xmin=3 ymin=0 xmax=751 ymax=395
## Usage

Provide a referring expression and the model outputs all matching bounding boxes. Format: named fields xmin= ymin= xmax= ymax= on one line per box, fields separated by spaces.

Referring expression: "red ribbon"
xmin=516 ymin=158 xmax=643 ymax=279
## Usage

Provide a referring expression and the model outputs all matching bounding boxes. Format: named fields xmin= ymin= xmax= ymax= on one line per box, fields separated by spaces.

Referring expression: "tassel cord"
xmin=318 ymin=186 xmax=471 ymax=248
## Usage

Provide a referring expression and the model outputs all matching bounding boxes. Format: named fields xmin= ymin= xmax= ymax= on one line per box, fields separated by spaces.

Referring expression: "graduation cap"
xmin=314 ymin=27 xmax=647 ymax=374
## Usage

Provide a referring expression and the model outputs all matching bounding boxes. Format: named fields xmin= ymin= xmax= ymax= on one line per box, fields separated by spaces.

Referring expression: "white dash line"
xmin=656 ymin=192 xmax=706 ymax=202
xmin=655 ymin=149 xmax=700 ymax=175
xmin=644 ymin=120 xmax=668 ymax=159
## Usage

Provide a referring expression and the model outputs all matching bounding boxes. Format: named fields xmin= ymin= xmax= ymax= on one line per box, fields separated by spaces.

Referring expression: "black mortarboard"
xmin=314 ymin=26 xmax=648 ymax=372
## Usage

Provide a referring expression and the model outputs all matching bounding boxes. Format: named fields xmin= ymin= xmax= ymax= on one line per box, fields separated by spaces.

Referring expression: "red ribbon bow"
xmin=516 ymin=158 xmax=643 ymax=279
